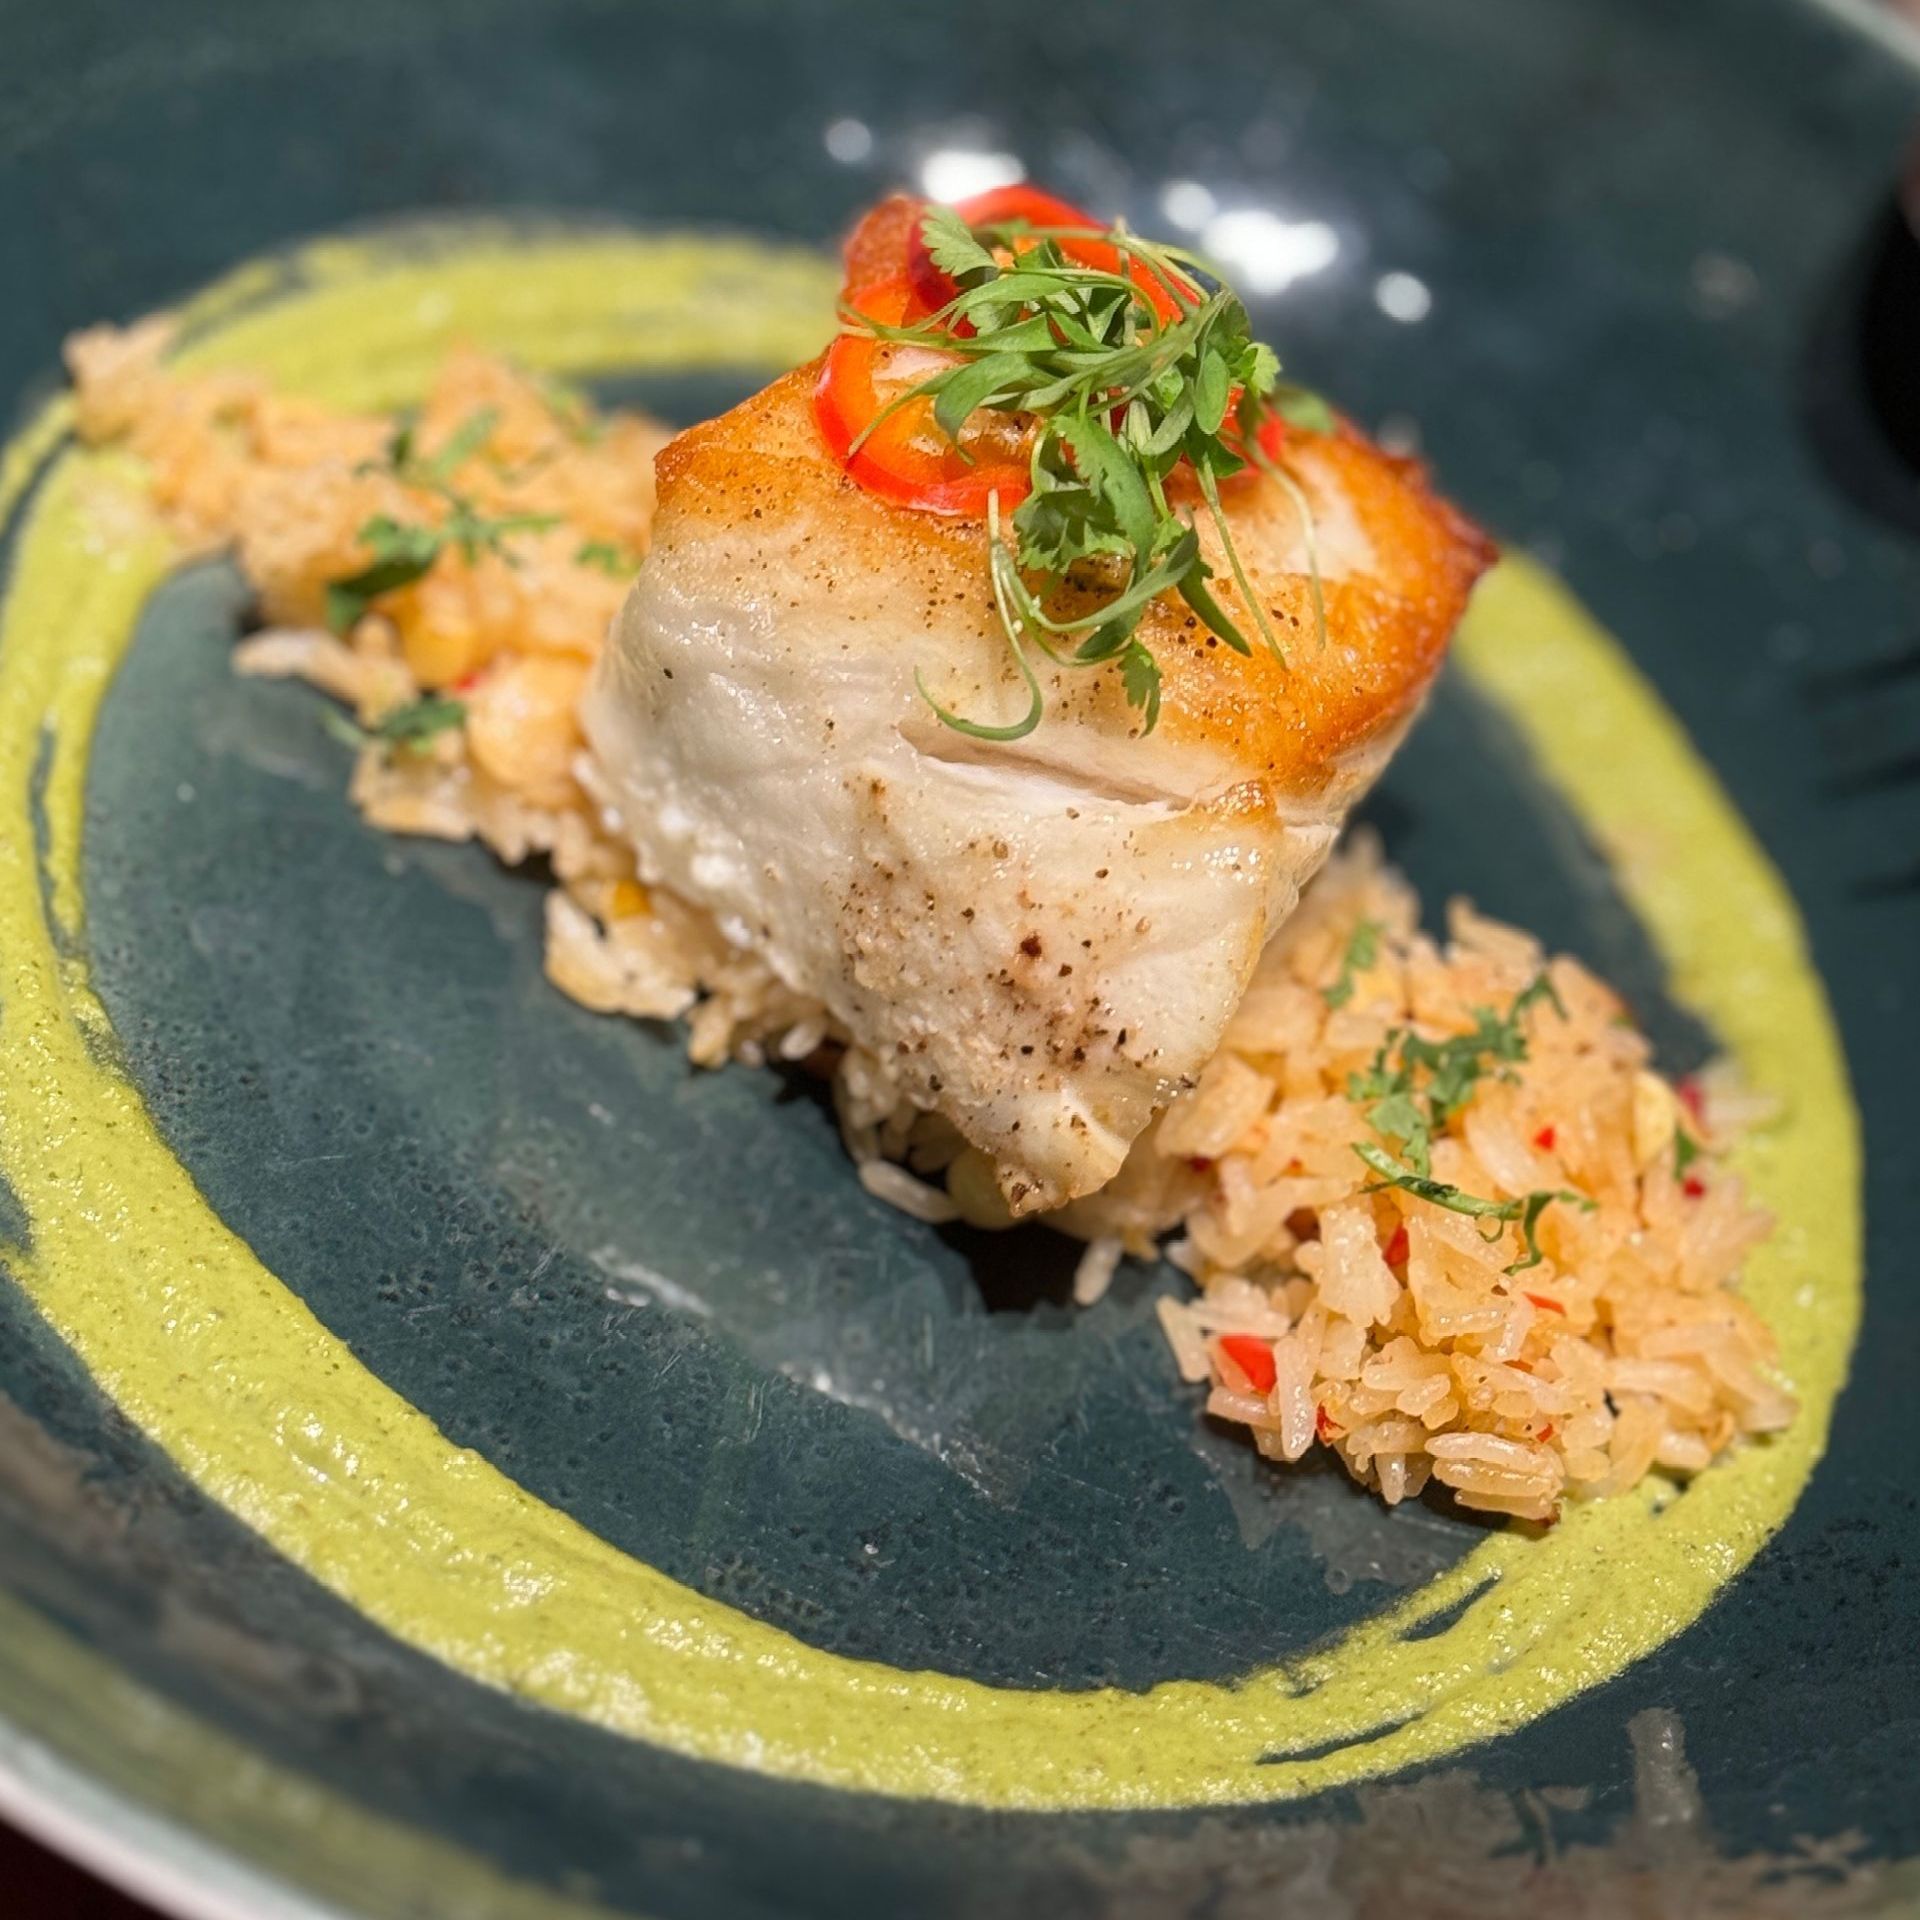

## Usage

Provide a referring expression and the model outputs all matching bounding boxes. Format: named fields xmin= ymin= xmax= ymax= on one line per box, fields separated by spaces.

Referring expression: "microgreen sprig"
xmin=843 ymin=206 xmax=1332 ymax=739
xmin=321 ymin=693 xmax=467 ymax=756
xmin=1322 ymin=919 xmax=1383 ymax=1009
xmin=327 ymin=407 xmax=561 ymax=633
xmin=1345 ymin=971 xmax=1596 ymax=1274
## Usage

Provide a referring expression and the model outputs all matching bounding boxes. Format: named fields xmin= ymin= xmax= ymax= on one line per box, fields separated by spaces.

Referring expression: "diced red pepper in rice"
xmin=1683 ymin=1175 xmax=1707 ymax=1198
xmin=1533 ymin=1125 xmax=1556 ymax=1150
xmin=1217 ymin=1332 xmax=1277 ymax=1395
xmin=1523 ymin=1292 xmax=1565 ymax=1315
xmin=1383 ymin=1223 xmax=1410 ymax=1266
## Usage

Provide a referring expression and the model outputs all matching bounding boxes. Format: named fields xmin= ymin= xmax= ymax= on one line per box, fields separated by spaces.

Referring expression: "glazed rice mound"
xmin=69 ymin=324 xmax=1796 ymax=1524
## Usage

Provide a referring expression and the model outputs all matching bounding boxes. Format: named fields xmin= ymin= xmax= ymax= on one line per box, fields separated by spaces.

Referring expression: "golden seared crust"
xmin=1142 ymin=429 xmax=1496 ymax=794
xmin=652 ymin=363 xmax=1494 ymax=799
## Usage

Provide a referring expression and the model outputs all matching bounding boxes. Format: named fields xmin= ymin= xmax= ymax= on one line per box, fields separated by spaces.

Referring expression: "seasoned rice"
xmin=69 ymin=323 xmax=1795 ymax=1523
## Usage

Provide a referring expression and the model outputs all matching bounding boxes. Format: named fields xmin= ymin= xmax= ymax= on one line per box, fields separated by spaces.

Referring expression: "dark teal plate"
xmin=1 ymin=2 xmax=1917 ymax=1914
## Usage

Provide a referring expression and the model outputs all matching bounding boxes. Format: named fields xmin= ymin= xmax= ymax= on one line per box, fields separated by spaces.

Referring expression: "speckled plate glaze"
xmin=0 ymin=2 xmax=1916 ymax=1915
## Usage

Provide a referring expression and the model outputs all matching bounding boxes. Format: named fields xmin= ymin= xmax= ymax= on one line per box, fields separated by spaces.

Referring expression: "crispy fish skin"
xmin=583 ymin=362 xmax=1492 ymax=1213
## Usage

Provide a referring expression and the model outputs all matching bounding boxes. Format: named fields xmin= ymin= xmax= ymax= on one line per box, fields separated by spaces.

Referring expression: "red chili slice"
xmin=825 ymin=188 xmax=1270 ymax=513
xmin=1217 ymin=1332 xmax=1278 ymax=1395
xmin=813 ymin=275 xmax=1032 ymax=516
xmin=841 ymin=193 xmax=929 ymax=302
xmin=892 ymin=183 xmax=1191 ymax=327
xmin=910 ymin=185 xmax=1108 ymax=312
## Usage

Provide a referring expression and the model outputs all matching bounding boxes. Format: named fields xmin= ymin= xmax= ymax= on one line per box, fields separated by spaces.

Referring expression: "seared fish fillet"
xmin=583 ymin=366 xmax=1491 ymax=1214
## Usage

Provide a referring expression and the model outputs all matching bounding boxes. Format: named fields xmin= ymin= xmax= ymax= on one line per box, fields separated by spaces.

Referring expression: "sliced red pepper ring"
xmin=841 ymin=192 xmax=928 ymax=298
xmin=894 ymin=183 xmax=1192 ymax=328
xmin=814 ymin=275 xmax=1032 ymax=516
xmin=824 ymin=188 xmax=1220 ymax=512
xmin=1217 ymin=1332 xmax=1278 ymax=1396
xmin=954 ymin=183 xmax=1105 ymax=231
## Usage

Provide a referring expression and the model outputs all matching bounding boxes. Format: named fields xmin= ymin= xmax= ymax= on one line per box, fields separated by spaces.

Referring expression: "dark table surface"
xmin=1 ymin=1823 xmax=155 ymax=1917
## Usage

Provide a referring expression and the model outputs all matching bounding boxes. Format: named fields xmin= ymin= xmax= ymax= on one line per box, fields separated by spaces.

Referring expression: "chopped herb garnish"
xmin=371 ymin=693 xmax=467 ymax=746
xmin=420 ymin=405 xmax=501 ymax=482
xmin=533 ymin=372 xmax=605 ymax=444
xmin=376 ymin=415 xmax=415 ymax=473
xmin=842 ymin=204 xmax=1331 ymax=739
xmin=575 ymin=539 xmax=637 ymax=577
xmin=1323 ymin=919 xmax=1382 ymax=1009
xmin=322 ymin=694 xmax=467 ymax=754
xmin=324 ymin=516 xmax=444 ymax=634
xmin=360 ymin=406 xmax=499 ymax=486
xmin=324 ymin=505 xmax=559 ymax=633
xmin=326 ymin=405 xmax=562 ymax=631
xmin=1352 ymin=1145 xmax=1589 ymax=1273
xmin=1346 ymin=972 xmax=1592 ymax=1274
xmin=439 ymin=501 xmax=561 ymax=565
xmin=1674 ymin=1126 xmax=1702 ymax=1179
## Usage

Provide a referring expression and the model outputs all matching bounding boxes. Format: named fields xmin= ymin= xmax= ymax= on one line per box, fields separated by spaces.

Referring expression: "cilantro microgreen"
xmin=327 ymin=402 xmax=566 ymax=630
xmin=920 ymin=205 xmax=999 ymax=281
xmin=1120 ymin=638 xmax=1162 ymax=733
xmin=575 ymin=539 xmax=637 ymax=577
xmin=371 ymin=694 xmax=467 ymax=746
xmin=324 ymin=517 xmax=444 ymax=634
xmin=1322 ymin=918 xmax=1382 ymax=1009
xmin=380 ymin=416 xmax=416 ymax=472
xmin=1674 ymin=1126 xmax=1702 ymax=1179
xmin=1270 ymin=383 xmax=1335 ymax=434
xmin=423 ymin=406 xmax=501 ymax=481
xmin=1346 ymin=972 xmax=1594 ymax=1274
xmin=322 ymin=693 xmax=467 ymax=755
xmin=841 ymin=207 xmax=1333 ymax=738
xmin=530 ymin=372 xmax=606 ymax=445
xmin=324 ymin=499 xmax=559 ymax=634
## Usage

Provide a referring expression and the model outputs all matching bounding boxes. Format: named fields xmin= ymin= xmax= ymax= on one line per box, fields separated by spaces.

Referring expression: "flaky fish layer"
xmin=584 ymin=362 xmax=1492 ymax=1211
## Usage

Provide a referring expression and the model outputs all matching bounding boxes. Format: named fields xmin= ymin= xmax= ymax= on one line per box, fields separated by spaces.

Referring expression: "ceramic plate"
xmin=1 ymin=2 xmax=1917 ymax=1914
